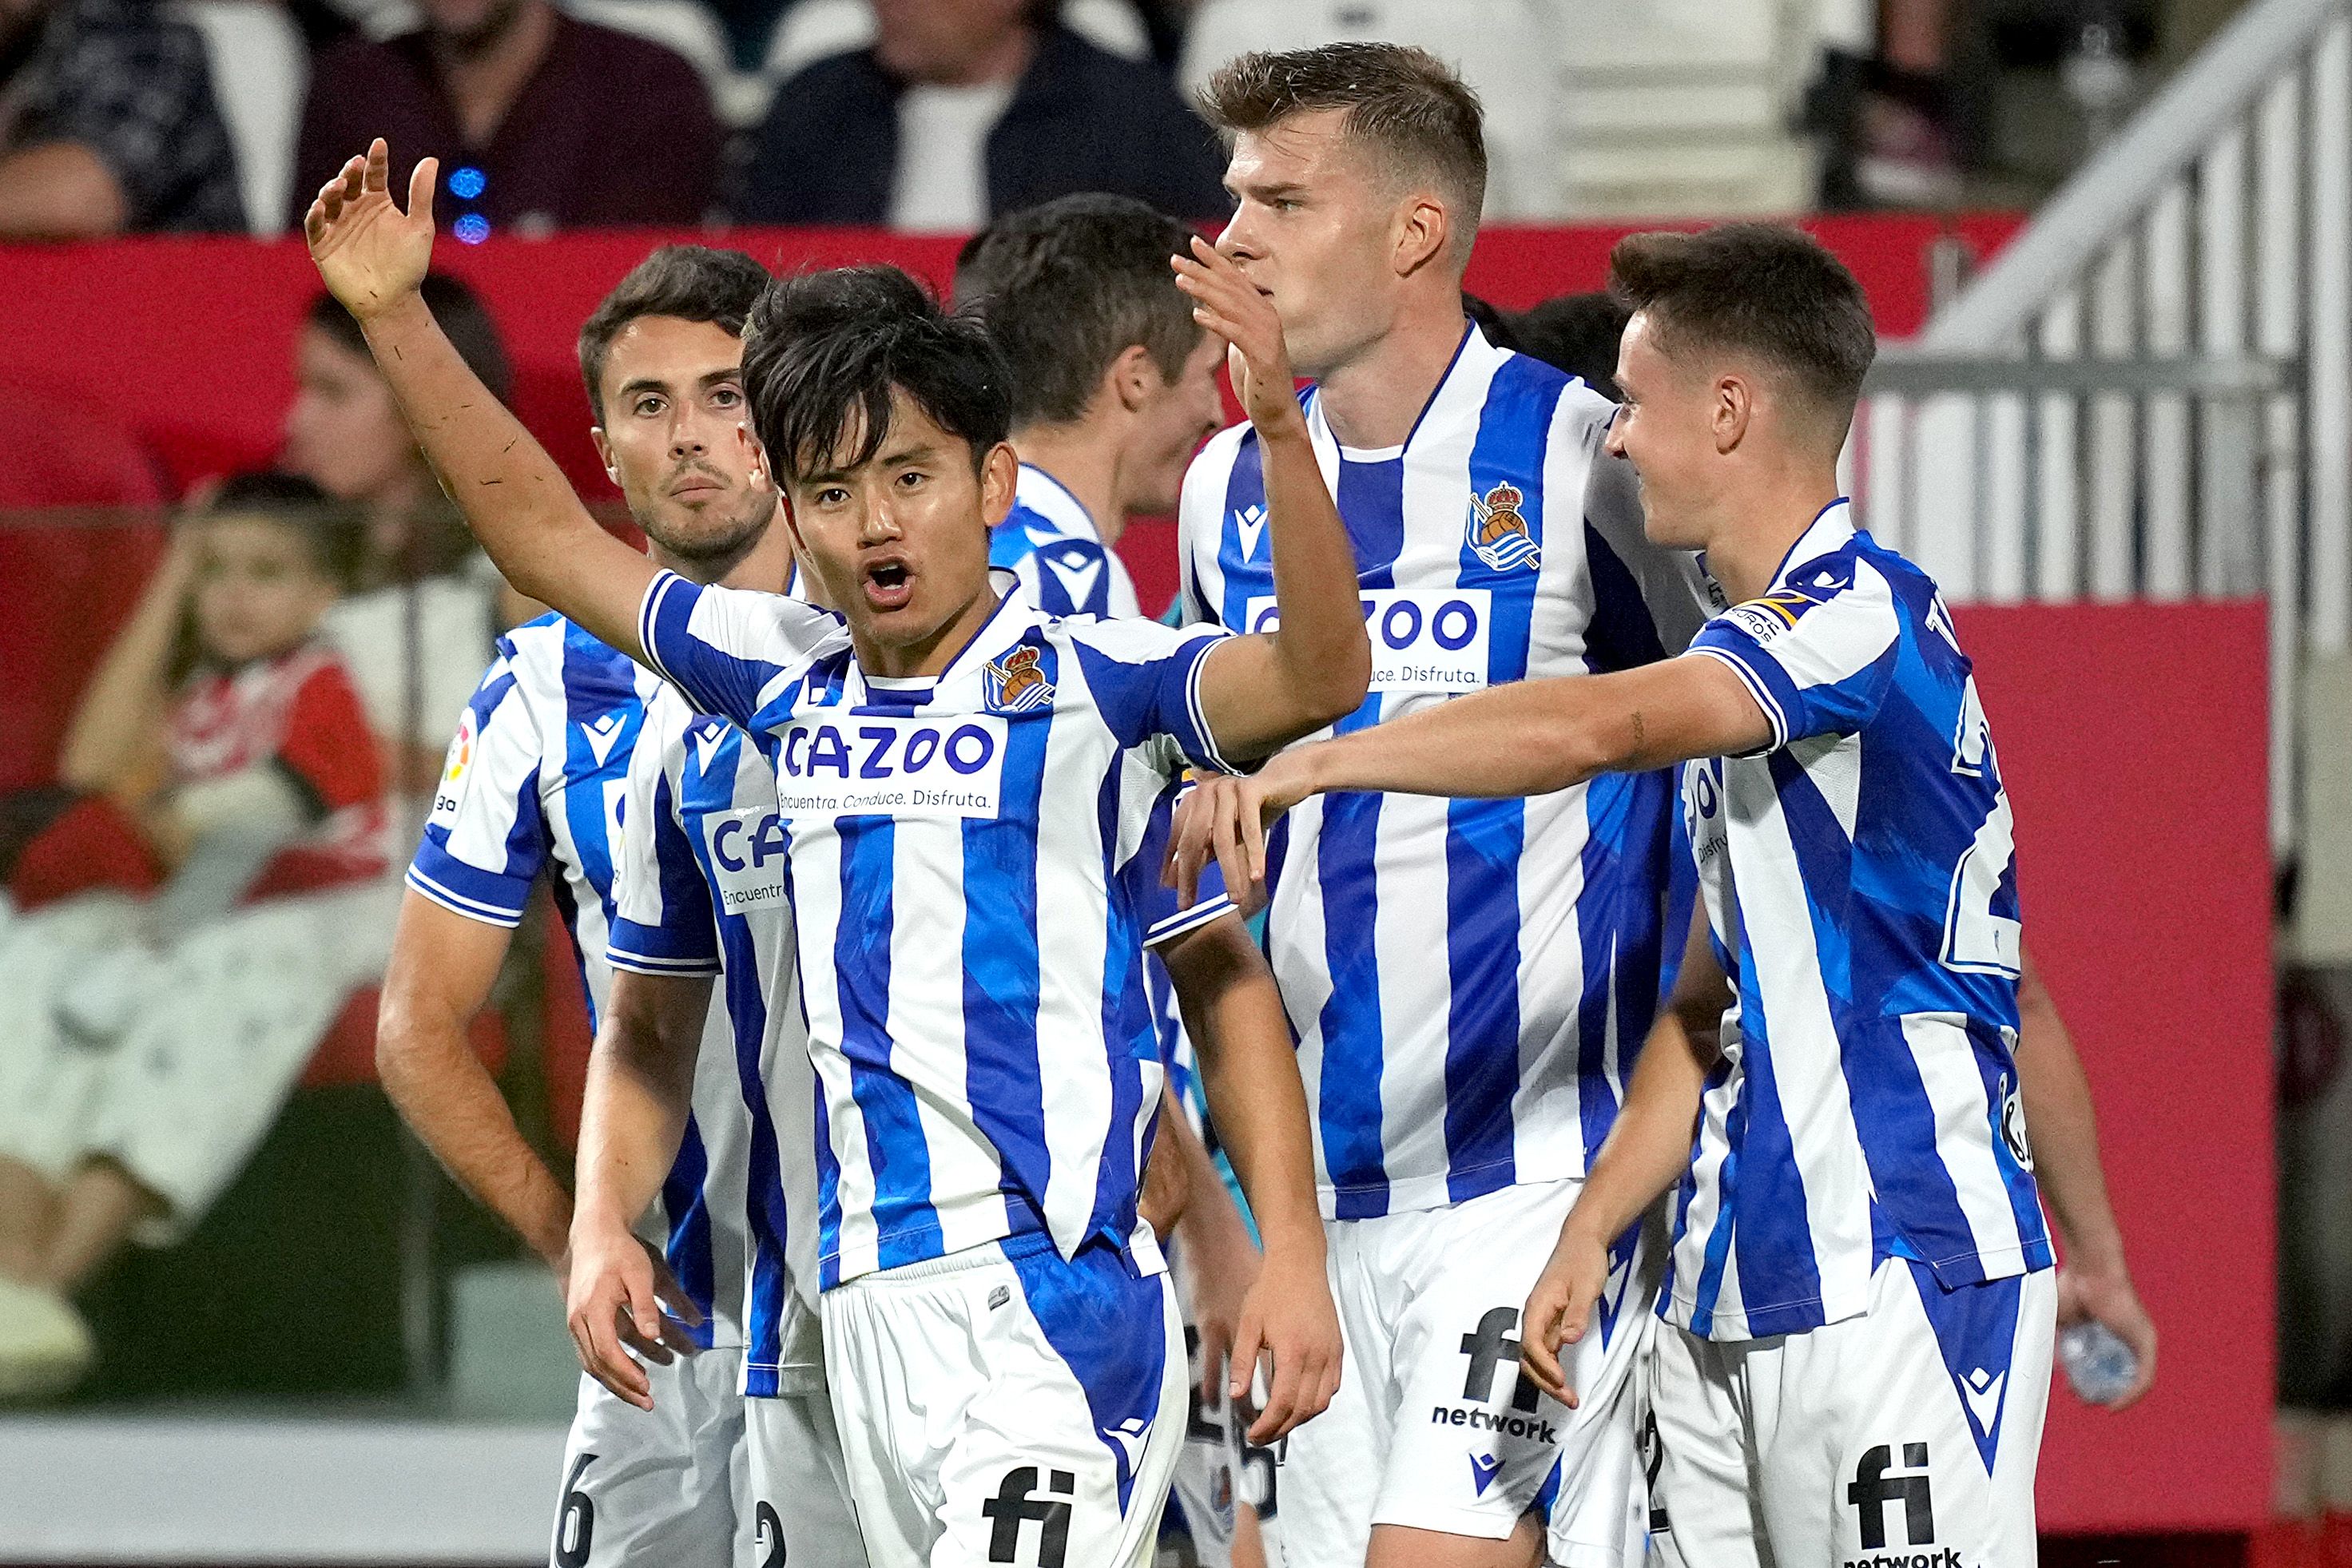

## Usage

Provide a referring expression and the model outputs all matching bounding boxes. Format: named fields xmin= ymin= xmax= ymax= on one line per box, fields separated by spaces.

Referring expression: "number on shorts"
xmin=1940 ymin=677 xmax=2021 ymax=979
xmin=755 ymin=1500 xmax=785 ymax=1568
xmin=554 ymin=1452 xmax=597 ymax=1568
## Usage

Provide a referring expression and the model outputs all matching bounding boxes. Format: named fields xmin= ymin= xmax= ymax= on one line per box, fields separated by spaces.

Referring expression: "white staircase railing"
xmin=1847 ymin=0 xmax=2352 ymax=848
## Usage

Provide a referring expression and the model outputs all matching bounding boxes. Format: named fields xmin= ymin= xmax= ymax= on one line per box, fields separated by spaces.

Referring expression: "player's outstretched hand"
xmin=304 ymin=137 xmax=437 ymax=324
xmin=565 ymin=1223 xmax=705 ymax=1411
xmin=2057 ymin=1260 xmax=2158 ymax=1408
xmin=1228 ymin=1244 xmax=1341 ymax=1445
xmin=1519 ymin=1226 xmax=1611 ymax=1408
xmin=1172 ymin=234 xmax=1301 ymax=438
xmin=1164 ymin=756 xmax=1315 ymax=911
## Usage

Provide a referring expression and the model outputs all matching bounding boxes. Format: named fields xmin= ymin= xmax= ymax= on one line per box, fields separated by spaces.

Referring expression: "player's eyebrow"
xmin=1230 ymin=177 xmax=1306 ymax=204
xmin=614 ymin=375 xmax=677 ymax=404
xmin=696 ymin=367 xmax=743 ymax=388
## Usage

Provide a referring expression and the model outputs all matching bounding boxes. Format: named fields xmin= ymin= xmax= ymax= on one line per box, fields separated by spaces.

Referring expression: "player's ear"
xmin=1393 ymin=195 xmax=1448 ymax=280
xmin=1714 ymin=373 xmax=1751 ymax=456
xmin=978 ymin=439 xmax=1019 ymax=530
xmin=590 ymin=426 xmax=620 ymax=488
xmin=1110 ymin=343 xmax=1158 ymax=414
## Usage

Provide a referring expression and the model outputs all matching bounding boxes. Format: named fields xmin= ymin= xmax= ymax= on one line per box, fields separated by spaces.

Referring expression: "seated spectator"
xmin=282 ymin=276 xmax=513 ymax=785
xmin=0 ymin=0 xmax=245 ymax=237
xmin=0 ymin=475 xmax=391 ymax=1398
xmin=741 ymin=0 xmax=1229 ymax=230
xmin=291 ymin=0 xmax=722 ymax=235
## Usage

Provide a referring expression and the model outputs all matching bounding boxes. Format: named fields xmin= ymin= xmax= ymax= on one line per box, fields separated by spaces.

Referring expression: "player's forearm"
xmin=1560 ymin=1010 xmax=1710 ymax=1251
xmin=572 ymin=979 xmax=703 ymax=1237
xmin=2014 ymin=955 xmax=2129 ymax=1275
xmin=1175 ymin=935 xmax=1325 ymax=1261
xmin=356 ymin=292 xmax=643 ymax=636
xmin=1257 ymin=419 xmax=1373 ymax=733
xmin=1284 ymin=675 xmax=1625 ymax=802
xmin=1166 ymin=1094 xmax=1257 ymax=1264
xmin=377 ymin=995 xmax=572 ymax=1263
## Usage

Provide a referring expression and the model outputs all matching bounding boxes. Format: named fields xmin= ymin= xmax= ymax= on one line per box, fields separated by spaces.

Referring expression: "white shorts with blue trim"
xmin=820 ymin=1231 xmax=1187 ymax=1568
xmin=1281 ymin=1177 xmax=1655 ymax=1568
xmin=551 ymin=1351 xmax=743 ymax=1568
xmin=1647 ymin=1256 xmax=2056 ymax=1568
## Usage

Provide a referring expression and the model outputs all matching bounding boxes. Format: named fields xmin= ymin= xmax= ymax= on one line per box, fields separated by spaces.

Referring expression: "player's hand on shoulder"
xmin=304 ymin=137 xmax=436 ymax=323
xmin=1228 ymin=1241 xmax=1341 ymax=1446
xmin=564 ymin=1221 xmax=704 ymax=1411
xmin=1519 ymin=1225 xmax=1612 ymax=1408
xmin=1173 ymin=233 xmax=1301 ymax=439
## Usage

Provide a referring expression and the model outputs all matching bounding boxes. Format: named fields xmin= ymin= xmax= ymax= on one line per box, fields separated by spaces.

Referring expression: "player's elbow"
xmin=1295 ymin=643 xmax=1373 ymax=730
xmin=1528 ymin=707 xmax=1614 ymax=793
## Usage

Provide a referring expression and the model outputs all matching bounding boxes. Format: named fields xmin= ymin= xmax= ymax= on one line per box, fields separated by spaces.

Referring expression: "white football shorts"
xmin=1280 ymin=1177 xmax=1655 ymax=1568
xmin=550 ymin=1350 xmax=744 ymax=1568
xmin=820 ymin=1232 xmax=1187 ymax=1568
xmin=1648 ymin=1256 xmax=2056 ymax=1568
xmin=741 ymin=1382 xmax=864 ymax=1567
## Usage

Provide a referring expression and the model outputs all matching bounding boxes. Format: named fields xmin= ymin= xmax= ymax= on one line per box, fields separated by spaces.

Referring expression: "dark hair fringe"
xmin=198 ymin=470 xmax=368 ymax=588
xmin=741 ymin=265 xmax=1013 ymax=485
xmin=953 ymin=193 xmax=1201 ymax=429
xmin=306 ymin=272 xmax=511 ymax=403
xmin=577 ymin=245 xmax=774 ymax=420
xmin=1607 ymin=224 xmax=1877 ymax=423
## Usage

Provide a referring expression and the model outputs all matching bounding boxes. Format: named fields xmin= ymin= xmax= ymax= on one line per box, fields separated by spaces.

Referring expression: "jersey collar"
xmin=839 ymin=566 xmax=1031 ymax=705
xmin=1767 ymin=498 xmax=1857 ymax=592
xmin=1301 ymin=318 xmax=1502 ymax=462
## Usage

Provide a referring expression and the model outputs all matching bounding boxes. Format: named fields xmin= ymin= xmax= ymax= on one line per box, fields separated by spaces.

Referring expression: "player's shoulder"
xmin=1186 ymin=419 xmax=1255 ymax=489
xmin=1055 ymin=609 xmax=1216 ymax=661
xmin=1484 ymin=345 xmax=1619 ymax=444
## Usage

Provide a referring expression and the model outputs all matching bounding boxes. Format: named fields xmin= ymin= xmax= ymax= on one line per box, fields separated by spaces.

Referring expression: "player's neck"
xmin=1309 ymin=297 xmax=1468 ymax=451
xmin=1009 ymin=423 xmax=1124 ymax=546
xmin=1698 ymin=470 xmax=1845 ymax=604
xmin=853 ymin=582 xmax=1003 ymax=681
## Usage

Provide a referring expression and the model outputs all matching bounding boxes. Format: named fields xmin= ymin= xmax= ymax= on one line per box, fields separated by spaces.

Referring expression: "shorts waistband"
xmin=846 ymin=1230 xmax=1061 ymax=1286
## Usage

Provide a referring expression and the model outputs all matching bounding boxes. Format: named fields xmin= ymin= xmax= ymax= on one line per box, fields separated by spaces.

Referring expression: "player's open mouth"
xmin=863 ymin=558 xmax=912 ymax=611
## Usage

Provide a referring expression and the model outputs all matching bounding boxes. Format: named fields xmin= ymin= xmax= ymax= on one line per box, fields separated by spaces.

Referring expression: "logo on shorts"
xmin=983 ymin=1466 xmax=1074 ymax=1567
xmin=1846 ymin=1443 xmax=1936 ymax=1553
xmin=1466 ymin=482 xmax=1541 ymax=572
xmin=983 ymin=645 xmax=1054 ymax=714
xmin=1468 ymin=1451 xmax=1504 ymax=1496
xmin=1426 ymin=1307 xmax=1559 ymax=1445
xmin=1999 ymin=1076 xmax=2034 ymax=1172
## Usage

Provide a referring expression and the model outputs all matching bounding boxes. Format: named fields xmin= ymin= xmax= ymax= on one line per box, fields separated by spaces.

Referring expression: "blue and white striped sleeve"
xmin=406 ymin=650 xmax=548 ymax=927
xmin=1685 ymin=553 xmax=1901 ymax=751
xmin=638 ymin=570 xmax=845 ymax=729
xmin=1127 ymin=783 xmax=1237 ymax=951
xmin=607 ymin=699 xmax=721 ymax=978
xmin=1068 ymin=617 xmax=1240 ymax=775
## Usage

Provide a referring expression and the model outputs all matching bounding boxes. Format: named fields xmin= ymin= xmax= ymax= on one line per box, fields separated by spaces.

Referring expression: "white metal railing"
xmin=1845 ymin=0 xmax=2352 ymax=848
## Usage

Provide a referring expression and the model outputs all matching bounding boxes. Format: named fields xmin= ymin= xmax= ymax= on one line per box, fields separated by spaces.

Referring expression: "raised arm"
xmin=58 ymin=526 xmax=196 ymax=802
xmin=1173 ymin=237 xmax=1371 ymax=759
xmin=1170 ymin=653 xmax=1769 ymax=903
xmin=302 ymin=141 xmax=659 ymax=657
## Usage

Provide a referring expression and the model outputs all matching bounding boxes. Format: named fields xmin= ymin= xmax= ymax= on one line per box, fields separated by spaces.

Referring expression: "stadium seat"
xmin=167 ymin=0 xmax=308 ymax=236
xmin=1178 ymin=0 xmax=1571 ymax=220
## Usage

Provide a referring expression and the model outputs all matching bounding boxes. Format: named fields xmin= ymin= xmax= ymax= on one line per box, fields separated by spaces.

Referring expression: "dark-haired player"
xmin=1178 ymin=42 xmax=1708 ymax=1568
xmin=1171 ymin=223 xmax=2065 ymax=1568
xmin=306 ymin=138 xmax=1362 ymax=1567
xmin=373 ymin=241 xmax=857 ymax=1566
xmin=955 ymin=193 xmax=1226 ymax=619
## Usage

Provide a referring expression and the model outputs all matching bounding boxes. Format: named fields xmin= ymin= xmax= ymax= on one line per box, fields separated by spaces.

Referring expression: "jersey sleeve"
xmin=405 ymin=649 xmax=548 ymax=927
xmin=606 ymin=699 xmax=721 ymax=978
xmin=272 ymin=655 xmax=385 ymax=817
xmin=1067 ymin=617 xmax=1241 ymax=774
xmin=1126 ymin=779 xmax=1237 ymax=951
xmin=1173 ymin=429 xmax=1231 ymax=629
xmin=1684 ymin=550 xmax=1901 ymax=752
xmin=637 ymin=570 xmax=846 ymax=730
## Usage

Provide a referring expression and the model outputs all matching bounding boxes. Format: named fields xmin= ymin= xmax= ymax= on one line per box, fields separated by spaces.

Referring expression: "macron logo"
xmin=1233 ymin=502 xmax=1269 ymax=562
xmin=1045 ymin=550 xmax=1104 ymax=612
xmin=582 ymin=712 xmax=626 ymax=767
xmin=1468 ymin=1453 xmax=1504 ymax=1496
xmin=1961 ymin=1368 xmax=2005 ymax=1436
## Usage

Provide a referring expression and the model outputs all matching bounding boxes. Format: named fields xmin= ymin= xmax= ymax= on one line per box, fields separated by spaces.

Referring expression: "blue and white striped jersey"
xmin=404 ymin=613 xmax=749 ymax=1349
xmin=1667 ymin=500 xmax=2053 ymax=1342
xmin=637 ymin=571 xmax=1237 ymax=1286
xmin=1177 ymin=324 xmax=1710 ymax=1219
xmin=608 ymin=683 xmax=824 ymax=1397
xmin=990 ymin=462 xmax=1143 ymax=620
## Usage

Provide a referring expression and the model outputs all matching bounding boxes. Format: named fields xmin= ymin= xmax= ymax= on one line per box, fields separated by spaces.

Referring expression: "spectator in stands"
xmin=0 ymin=0 xmax=245 ymax=237
xmin=291 ymin=0 xmax=722 ymax=234
xmin=740 ymin=0 xmax=1230 ymax=230
xmin=0 ymin=475 xmax=391 ymax=1399
xmin=282 ymin=277 xmax=514 ymax=786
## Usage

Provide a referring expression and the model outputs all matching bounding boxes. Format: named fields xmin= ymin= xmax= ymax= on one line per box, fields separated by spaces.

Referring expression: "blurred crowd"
xmin=0 ymin=0 xmax=2132 ymax=243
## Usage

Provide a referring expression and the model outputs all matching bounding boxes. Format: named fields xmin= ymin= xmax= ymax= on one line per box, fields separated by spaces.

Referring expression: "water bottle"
xmin=2059 ymin=1320 xmax=2139 ymax=1405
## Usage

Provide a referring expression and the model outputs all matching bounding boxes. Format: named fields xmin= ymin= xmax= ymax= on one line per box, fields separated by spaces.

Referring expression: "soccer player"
xmin=1176 ymin=42 xmax=1709 ymax=1568
xmin=1168 ymin=224 xmax=2064 ymax=1568
xmin=304 ymin=138 xmax=1361 ymax=1567
xmin=957 ymin=189 xmax=1285 ymax=1568
xmin=953 ymin=193 xmax=1226 ymax=621
xmin=373 ymin=243 xmax=852 ymax=1566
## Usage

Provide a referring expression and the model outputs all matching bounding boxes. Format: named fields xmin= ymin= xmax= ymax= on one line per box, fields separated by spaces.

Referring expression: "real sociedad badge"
xmin=982 ymin=645 xmax=1054 ymax=713
xmin=1466 ymin=481 xmax=1540 ymax=572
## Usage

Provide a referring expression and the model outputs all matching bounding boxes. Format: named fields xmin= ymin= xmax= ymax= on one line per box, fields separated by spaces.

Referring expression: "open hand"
xmin=1228 ymin=1243 xmax=1341 ymax=1445
xmin=1172 ymin=234 xmax=1301 ymax=436
xmin=1164 ymin=757 xmax=1316 ymax=911
xmin=1518 ymin=1227 xmax=1612 ymax=1407
xmin=304 ymin=138 xmax=437 ymax=324
xmin=565 ymin=1223 xmax=705 ymax=1411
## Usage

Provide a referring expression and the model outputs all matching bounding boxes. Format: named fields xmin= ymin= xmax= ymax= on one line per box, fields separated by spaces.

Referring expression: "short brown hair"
xmin=1199 ymin=42 xmax=1486 ymax=260
xmin=578 ymin=245 xmax=772 ymax=421
xmin=1607 ymin=224 xmax=1877 ymax=431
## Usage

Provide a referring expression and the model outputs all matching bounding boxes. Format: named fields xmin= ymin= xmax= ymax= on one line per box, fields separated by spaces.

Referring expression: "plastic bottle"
xmin=2058 ymin=1320 xmax=2139 ymax=1405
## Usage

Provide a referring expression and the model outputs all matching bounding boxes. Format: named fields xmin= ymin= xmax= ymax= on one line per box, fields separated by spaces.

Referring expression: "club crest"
xmin=1465 ymin=482 xmax=1540 ymax=572
xmin=983 ymin=645 xmax=1054 ymax=713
